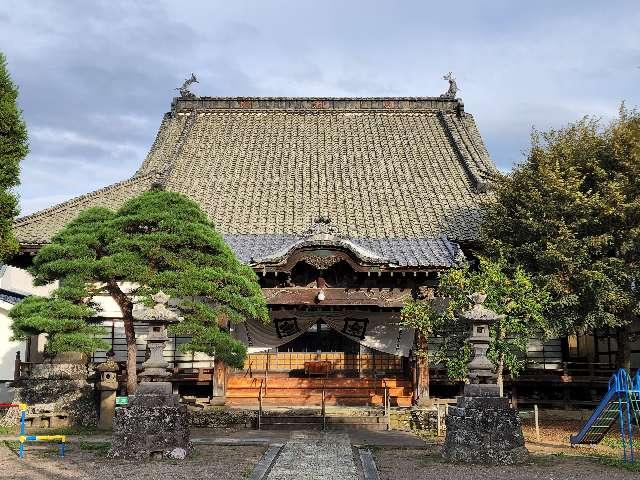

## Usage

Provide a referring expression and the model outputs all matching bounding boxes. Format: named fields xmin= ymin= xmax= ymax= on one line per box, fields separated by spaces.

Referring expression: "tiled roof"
xmin=224 ymin=233 xmax=465 ymax=268
xmin=0 ymin=288 xmax=25 ymax=305
xmin=14 ymin=172 xmax=162 ymax=247
xmin=14 ymin=96 xmax=497 ymax=266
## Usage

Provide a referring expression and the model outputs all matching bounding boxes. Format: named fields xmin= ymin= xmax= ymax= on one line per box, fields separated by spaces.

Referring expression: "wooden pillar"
xmin=14 ymin=351 xmax=21 ymax=381
xmin=211 ymin=358 xmax=227 ymax=402
xmin=511 ymin=385 xmax=518 ymax=409
xmin=415 ymin=331 xmax=430 ymax=405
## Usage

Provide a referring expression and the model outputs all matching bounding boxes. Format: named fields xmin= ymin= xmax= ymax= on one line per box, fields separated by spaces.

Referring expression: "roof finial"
xmin=440 ymin=72 xmax=459 ymax=99
xmin=176 ymin=73 xmax=198 ymax=98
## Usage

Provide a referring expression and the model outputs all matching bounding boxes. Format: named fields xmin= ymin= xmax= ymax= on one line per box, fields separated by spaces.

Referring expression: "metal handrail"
xmin=381 ymin=379 xmax=390 ymax=431
xmin=244 ymin=361 xmax=253 ymax=378
xmin=321 ymin=380 xmax=326 ymax=430
xmin=257 ymin=378 xmax=264 ymax=430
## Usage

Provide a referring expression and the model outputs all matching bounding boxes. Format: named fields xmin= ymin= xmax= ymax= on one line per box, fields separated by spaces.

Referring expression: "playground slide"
xmin=570 ymin=383 xmax=620 ymax=445
xmin=570 ymin=368 xmax=640 ymax=463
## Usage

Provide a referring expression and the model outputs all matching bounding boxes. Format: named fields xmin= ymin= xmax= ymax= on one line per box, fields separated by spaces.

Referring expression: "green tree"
xmin=9 ymin=291 xmax=108 ymax=354
xmin=402 ymin=258 xmax=549 ymax=395
xmin=10 ymin=190 xmax=269 ymax=393
xmin=483 ymin=107 xmax=640 ymax=368
xmin=0 ymin=52 xmax=28 ymax=260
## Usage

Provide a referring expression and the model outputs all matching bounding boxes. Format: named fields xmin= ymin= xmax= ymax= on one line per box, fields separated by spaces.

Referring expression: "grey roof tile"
xmin=223 ymin=233 xmax=464 ymax=268
xmin=13 ymin=96 xmax=497 ymax=267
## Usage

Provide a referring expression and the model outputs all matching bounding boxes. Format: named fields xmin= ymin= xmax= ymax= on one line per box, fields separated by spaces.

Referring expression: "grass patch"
xmin=2 ymin=440 xmax=20 ymax=456
xmin=43 ymin=425 xmax=98 ymax=436
xmin=530 ymin=454 xmax=558 ymax=467
xmin=241 ymin=465 xmax=254 ymax=478
xmin=418 ymin=453 xmax=444 ymax=466
xmin=0 ymin=425 xmax=16 ymax=435
xmin=600 ymin=436 xmax=625 ymax=449
xmin=78 ymin=441 xmax=110 ymax=456
xmin=593 ymin=454 xmax=640 ymax=472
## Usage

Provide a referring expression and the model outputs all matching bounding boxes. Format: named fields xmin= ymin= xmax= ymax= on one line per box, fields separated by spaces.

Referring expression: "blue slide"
xmin=570 ymin=368 xmax=640 ymax=463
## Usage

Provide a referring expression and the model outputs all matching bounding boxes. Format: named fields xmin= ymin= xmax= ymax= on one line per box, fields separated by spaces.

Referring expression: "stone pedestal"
xmin=441 ymin=293 xmax=528 ymax=465
xmin=109 ymin=382 xmax=190 ymax=459
xmin=96 ymin=354 xmax=119 ymax=430
xmin=109 ymin=292 xmax=189 ymax=460
xmin=0 ymin=358 xmax=97 ymax=429
xmin=442 ymin=384 xmax=528 ymax=465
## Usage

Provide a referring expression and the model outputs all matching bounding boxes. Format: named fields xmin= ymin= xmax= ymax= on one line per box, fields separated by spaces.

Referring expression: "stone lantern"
xmin=133 ymin=291 xmax=180 ymax=394
xmin=459 ymin=292 xmax=504 ymax=395
xmin=442 ymin=291 xmax=528 ymax=465
xmin=96 ymin=350 xmax=119 ymax=430
xmin=109 ymin=291 xmax=190 ymax=460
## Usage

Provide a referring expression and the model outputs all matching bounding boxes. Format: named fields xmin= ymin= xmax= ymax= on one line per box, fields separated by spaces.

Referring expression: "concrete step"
xmin=227 ymin=397 xmax=376 ymax=407
xmin=260 ymin=422 xmax=324 ymax=430
xmin=258 ymin=414 xmax=389 ymax=431
xmin=261 ymin=415 xmax=323 ymax=424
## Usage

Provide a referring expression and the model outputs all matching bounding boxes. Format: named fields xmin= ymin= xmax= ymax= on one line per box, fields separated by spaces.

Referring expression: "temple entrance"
xmin=227 ymin=318 xmax=412 ymax=407
xmin=278 ymin=320 xmax=359 ymax=354
xmin=242 ymin=320 xmax=406 ymax=379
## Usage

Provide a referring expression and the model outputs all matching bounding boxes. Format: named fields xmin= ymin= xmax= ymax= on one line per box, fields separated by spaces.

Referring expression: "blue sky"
xmin=2 ymin=0 xmax=639 ymax=215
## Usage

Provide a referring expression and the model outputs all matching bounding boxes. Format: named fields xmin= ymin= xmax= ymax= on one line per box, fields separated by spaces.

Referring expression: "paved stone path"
xmin=266 ymin=432 xmax=359 ymax=480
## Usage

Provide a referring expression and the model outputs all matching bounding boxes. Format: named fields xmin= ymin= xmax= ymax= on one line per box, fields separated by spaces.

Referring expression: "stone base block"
xmin=442 ymin=394 xmax=529 ymax=465
xmin=109 ymin=394 xmax=190 ymax=460
xmin=1 ymin=362 xmax=97 ymax=428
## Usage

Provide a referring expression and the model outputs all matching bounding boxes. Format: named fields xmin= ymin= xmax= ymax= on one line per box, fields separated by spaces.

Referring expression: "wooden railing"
xmin=244 ymin=351 xmax=403 ymax=374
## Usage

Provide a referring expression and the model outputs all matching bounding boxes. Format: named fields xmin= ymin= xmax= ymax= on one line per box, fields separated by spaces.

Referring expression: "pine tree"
xmin=483 ymin=107 xmax=640 ymax=368
xmin=10 ymin=190 xmax=269 ymax=393
xmin=0 ymin=52 xmax=28 ymax=260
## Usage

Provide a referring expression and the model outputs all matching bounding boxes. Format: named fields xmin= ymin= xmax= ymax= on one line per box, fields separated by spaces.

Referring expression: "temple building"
xmin=7 ymin=94 xmax=639 ymax=408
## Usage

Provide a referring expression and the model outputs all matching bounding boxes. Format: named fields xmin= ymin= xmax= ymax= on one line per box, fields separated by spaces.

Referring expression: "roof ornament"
xmin=304 ymin=216 xmax=339 ymax=236
xmin=176 ymin=73 xmax=198 ymax=98
xmin=440 ymin=72 xmax=459 ymax=99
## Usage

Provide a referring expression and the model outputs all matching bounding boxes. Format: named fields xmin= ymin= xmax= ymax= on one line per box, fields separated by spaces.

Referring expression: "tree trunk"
xmin=107 ymin=280 xmax=137 ymax=395
xmin=415 ymin=331 xmax=430 ymax=405
xmin=616 ymin=323 xmax=632 ymax=371
xmin=122 ymin=314 xmax=137 ymax=394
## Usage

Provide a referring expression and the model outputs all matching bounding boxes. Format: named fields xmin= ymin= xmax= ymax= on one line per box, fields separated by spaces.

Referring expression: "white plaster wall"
xmin=0 ymin=300 xmax=23 ymax=381
xmin=0 ymin=266 xmax=56 ymax=374
xmin=0 ymin=265 xmax=57 ymax=297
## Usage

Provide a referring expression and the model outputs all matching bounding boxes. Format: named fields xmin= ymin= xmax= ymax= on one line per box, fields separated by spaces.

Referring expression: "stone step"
xmin=227 ymin=396 xmax=380 ymax=407
xmin=261 ymin=415 xmax=385 ymax=425
xmin=262 ymin=415 xmax=323 ymax=424
xmin=258 ymin=415 xmax=388 ymax=431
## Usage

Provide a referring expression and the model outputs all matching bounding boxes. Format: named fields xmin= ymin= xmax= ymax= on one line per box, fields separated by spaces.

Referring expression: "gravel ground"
xmin=0 ymin=443 xmax=266 ymax=480
xmin=374 ymin=446 xmax=639 ymax=480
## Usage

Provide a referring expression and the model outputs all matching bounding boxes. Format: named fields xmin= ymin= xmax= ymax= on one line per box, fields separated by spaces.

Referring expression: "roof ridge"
xmin=14 ymin=170 xmax=162 ymax=226
xmin=134 ymin=112 xmax=172 ymax=176
xmin=437 ymin=112 xmax=492 ymax=193
xmin=157 ymin=107 xmax=199 ymax=187
xmin=171 ymin=96 xmax=465 ymax=114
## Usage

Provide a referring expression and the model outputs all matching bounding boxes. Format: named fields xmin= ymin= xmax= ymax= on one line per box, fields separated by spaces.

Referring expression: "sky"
xmin=1 ymin=0 xmax=639 ymax=216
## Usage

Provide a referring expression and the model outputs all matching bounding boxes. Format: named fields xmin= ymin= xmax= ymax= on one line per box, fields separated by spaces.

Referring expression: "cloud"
xmin=1 ymin=0 xmax=639 ymax=213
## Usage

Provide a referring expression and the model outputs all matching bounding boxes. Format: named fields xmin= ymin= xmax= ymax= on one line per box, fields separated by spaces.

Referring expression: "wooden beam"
xmin=262 ymin=287 xmax=412 ymax=307
xmin=270 ymin=309 xmax=401 ymax=321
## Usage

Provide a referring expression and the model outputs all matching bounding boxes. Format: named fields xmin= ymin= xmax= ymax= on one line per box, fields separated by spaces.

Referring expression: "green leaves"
xmin=401 ymin=258 xmax=550 ymax=380
xmin=484 ymin=107 xmax=640 ymax=335
xmin=0 ymin=52 xmax=28 ymax=261
xmin=11 ymin=189 xmax=268 ymax=362
xmin=9 ymin=294 xmax=108 ymax=354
